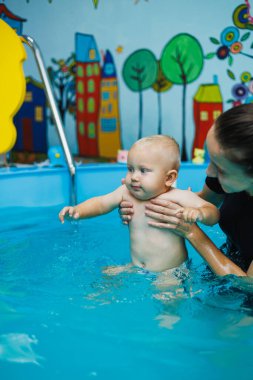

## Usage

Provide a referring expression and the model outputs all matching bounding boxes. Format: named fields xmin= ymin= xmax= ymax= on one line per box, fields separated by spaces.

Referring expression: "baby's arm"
xmin=59 ymin=185 xmax=124 ymax=223
xmin=174 ymin=190 xmax=220 ymax=226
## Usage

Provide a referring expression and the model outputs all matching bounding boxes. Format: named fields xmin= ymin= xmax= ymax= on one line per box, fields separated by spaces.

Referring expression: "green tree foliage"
xmin=122 ymin=49 xmax=157 ymax=139
xmin=161 ymin=34 xmax=204 ymax=160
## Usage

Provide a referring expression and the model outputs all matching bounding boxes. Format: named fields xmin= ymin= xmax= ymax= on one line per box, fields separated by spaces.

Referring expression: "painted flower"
xmin=216 ymin=45 xmax=229 ymax=59
xmin=220 ymin=27 xmax=240 ymax=47
xmin=233 ymin=4 xmax=251 ymax=29
xmin=232 ymin=83 xmax=249 ymax=100
xmin=241 ymin=71 xmax=251 ymax=83
xmin=230 ymin=42 xmax=243 ymax=54
xmin=61 ymin=65 xmax=69 ymax=73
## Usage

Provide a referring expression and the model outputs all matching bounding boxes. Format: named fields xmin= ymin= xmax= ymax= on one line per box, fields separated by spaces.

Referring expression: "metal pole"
xmin=22 ymin=35 xmax=76 ymax=204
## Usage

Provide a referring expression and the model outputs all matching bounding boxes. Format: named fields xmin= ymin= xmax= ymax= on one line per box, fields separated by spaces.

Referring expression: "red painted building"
xmin=75 ymin=33 xmax=101 ymax=157
xmin=192 ymin=83 xmax=223 ymax=158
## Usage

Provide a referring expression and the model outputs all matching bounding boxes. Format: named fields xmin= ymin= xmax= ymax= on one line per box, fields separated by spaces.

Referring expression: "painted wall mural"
xmin=160 ymin=34 xmax=204 ymax=161
xmin=3 ymin=0 xmax=253 ymax=163
xmin=47 ymin=54 xmax=76 ymax=125
xmin=14 ymin=77 xmax=47 ymax=154
xmin=75 ymin=33 xmax=121 ymax=158
xmin=192 ymin=79 xmax=223 ymax=159
xmin=226 ymin=70 xmax=253 ymax=105
xmin=0 ymin=3 xmax=26 ymax=35
xmin=122 ymin=34 xmax=204 ymax=161
xmin=123 ymin=49 xmax=158 ymax=141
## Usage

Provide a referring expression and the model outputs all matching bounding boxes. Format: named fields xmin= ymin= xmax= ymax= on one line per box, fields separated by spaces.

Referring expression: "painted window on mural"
xmin=35 ymin=106 xmax=43 ymax=122
xmin=89 ymin=49 xmax=96 ymax=60
xmin=101 ymin=118 xmax=117 ymax=132
xmin=86 ymin=64 xmax=92 ymax=77
xmin=88 ymin=122 xmax=95 ymax=138
xmin=88 ymin=80 xmax=95 ymax=93
xmin=88 ymin=98 xmax=95 ymax=113
xmin=93 ymin=63 xmax=99 ymax=75
xmin=108 ymin=104 xmax=112 ymax=113
xmin=79 ymin=122 xmax=85 ymax=136
xmin=200 ymin=111 xmax=208 ymax=121
xmin=25 ymin=92 xmax=33 ymax=102
xmin=102 ymin=92 xmax=109 ymax=100
xmin=78 ymin=98 xmax=84 ymax=112
xmin=213 ymin=110 xmax=221 ymax=120
xmin=77 ymin=66 xmax=83 ymax=77
xmin=77 ymin=81 xmax=84 ymax=94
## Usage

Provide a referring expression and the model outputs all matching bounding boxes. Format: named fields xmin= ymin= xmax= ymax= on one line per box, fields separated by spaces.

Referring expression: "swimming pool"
xmin=1 ymin=163 xmax=253 ymax=379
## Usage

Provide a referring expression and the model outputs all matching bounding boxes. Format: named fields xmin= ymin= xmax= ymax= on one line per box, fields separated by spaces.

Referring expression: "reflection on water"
xmin=0 ymin=207 xmax=253 ymax=379
xmin=0 ymin=333 xmax=43 ymax=365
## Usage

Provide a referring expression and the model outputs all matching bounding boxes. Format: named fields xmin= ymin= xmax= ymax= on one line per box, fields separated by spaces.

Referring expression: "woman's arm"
xmin=186 ymin=224 xmax=247 ymax=276
xmin=197 ymin=184 xmax=225 ymax=207
xmin=145 ymin=198 xmax=248 ymax=277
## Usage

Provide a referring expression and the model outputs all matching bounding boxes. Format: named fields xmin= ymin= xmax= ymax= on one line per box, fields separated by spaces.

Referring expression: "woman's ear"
xmin=165 ymin=169 xmax=178 ymax=187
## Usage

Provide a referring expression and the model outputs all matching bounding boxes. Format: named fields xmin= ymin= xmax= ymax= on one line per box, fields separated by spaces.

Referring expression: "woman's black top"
xmin=205 ymin=176 xmax=253 ymax=271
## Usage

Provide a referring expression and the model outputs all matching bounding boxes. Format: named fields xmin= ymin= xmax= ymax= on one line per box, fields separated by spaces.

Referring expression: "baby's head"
xmin=125 ymin=135 xmax=180 ymax=200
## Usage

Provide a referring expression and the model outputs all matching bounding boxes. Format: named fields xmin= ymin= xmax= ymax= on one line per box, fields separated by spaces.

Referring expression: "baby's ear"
xmin=165 ymin=170 xmax=178 ymax=187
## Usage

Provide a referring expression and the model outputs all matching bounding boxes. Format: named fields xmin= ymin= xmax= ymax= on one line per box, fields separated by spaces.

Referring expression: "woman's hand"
xmin=145 ymin=198 xmax=195 ymax=238
xmin=118 ymin=177 xmax=134 ymax=224
xmin=118 ymin=201 xmax=134 ymax=225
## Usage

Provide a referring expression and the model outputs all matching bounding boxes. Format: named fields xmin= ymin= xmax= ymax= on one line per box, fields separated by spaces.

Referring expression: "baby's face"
xmin=125 ymin=145 xmax=170 ymax=200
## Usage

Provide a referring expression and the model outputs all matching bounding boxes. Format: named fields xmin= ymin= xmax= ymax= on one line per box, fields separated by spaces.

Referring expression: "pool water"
xmin=1 ymin=207 xmax=253 ymax=379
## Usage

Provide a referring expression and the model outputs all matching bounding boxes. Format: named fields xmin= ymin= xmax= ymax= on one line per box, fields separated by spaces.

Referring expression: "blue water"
xmin=1 ymin=207 xmax=253 ymax=379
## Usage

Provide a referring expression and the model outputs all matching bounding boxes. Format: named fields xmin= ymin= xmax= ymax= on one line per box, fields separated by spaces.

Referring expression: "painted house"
xmin=14 ymin=77 xmax=48 ymax=153
xmin=98 ymin=50 xmax=121 ymax=158
xmin=75 ymin=33 xmax=101 ymax=157
xmin=192 ymin=81 xmax=223 ymax=158
xmin=0 ymin=4 xmax=26 ymax=35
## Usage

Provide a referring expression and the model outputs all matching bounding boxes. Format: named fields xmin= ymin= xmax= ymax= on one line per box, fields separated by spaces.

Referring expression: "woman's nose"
xmin=206 ymin=162 xmax=218 ymax=178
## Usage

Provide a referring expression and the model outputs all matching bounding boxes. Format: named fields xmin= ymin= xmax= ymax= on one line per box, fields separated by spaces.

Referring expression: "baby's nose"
xmin=131 ymin=172 xmax=139 ymax=181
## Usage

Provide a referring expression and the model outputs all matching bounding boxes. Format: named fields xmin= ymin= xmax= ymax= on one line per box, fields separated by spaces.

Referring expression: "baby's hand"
xmin=58 ymin=206 xmax=80 ymax=223
xmin=176 ymin=207 xmax=203 ymax=224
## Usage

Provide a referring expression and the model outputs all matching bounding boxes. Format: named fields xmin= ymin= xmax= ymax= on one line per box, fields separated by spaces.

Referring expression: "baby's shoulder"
xmin=158 ymin=188 xmax=190 ymax=201
xmin=157 ymin=188 xmax=200 ymax=206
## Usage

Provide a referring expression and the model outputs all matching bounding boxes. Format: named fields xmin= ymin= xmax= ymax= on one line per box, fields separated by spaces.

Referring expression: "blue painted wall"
xmin=4 ymin=0 xmax=253 ymax=158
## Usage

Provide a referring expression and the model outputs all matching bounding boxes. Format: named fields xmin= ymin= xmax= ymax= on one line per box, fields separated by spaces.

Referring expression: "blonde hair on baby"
xmin=132 ymin=135 xmax=181 ymax=170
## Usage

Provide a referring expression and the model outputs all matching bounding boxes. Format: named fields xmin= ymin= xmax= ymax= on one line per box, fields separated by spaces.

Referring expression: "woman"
xmin=120 ymin=104 xmax=253 ymax=277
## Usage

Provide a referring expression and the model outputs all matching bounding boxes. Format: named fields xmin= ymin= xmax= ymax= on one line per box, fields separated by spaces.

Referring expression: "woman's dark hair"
xmin=215 ymin=103 xmax=253 ymax=175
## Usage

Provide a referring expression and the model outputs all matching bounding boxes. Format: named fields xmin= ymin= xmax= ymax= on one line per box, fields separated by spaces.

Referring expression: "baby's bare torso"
xmin=123 ymin=188 xmax=187 ymax=272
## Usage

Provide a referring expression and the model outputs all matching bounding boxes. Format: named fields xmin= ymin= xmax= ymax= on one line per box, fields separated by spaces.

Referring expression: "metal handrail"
xmin=22 ymin=35 xmax=76 ymax=204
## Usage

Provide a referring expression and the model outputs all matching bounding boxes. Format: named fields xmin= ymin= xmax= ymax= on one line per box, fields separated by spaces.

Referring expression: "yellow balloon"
xmin=0 ymin=19 xmax=26 ymax=154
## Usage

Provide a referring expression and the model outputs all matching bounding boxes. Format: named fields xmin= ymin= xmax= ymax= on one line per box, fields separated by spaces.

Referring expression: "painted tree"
xmin=47 ymin=53 xmax=76 ymax=125
xmin=161 ymin=34 xmax=204 ymax=161
xmin=152 ymin=60 xmax=173 ymax=135
xmin=122 ymin=49 xmax=158 ymax=139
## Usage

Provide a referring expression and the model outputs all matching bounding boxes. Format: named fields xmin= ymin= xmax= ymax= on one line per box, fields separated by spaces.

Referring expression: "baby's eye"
xmin=127 ymin=167 xmax=134 ymax=173
xmin=140 ymin=168 xmax=151 ymax=173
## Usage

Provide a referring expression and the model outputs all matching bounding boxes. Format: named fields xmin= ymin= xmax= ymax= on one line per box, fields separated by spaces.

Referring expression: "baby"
xmin=59 ymin=135 xmax=219 ymax=273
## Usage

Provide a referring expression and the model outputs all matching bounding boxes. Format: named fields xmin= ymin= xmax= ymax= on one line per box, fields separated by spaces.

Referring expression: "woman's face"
xmin=206 ymin=125 xmax=253 ymax=195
